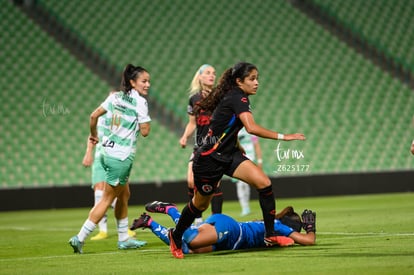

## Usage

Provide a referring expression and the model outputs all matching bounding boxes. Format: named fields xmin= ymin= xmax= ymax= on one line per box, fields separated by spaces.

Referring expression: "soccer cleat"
xmin=118 ymin=238 xmax=147 ymax=250
xmin=128 ymin=229 xmax=137 ymax=237
xmin=90 ymin=231 xmax=108 ymax=241
xmin=264 ymin=235 xmax=294 ymax=247
xmin=145 ymin=201 xmax=177 ymax=214
xmin=130 ymin=213 xmax=153 ymax=230
xmin=168 ymin=228 xmax=184 ymax=259
xmin=69 ymin=235 xmax=84 ymax=254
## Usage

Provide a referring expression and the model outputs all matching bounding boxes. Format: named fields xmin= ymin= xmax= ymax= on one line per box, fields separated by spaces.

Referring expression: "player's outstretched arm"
xmin=239 ymin=112 xmax=305 ymax=141
xmin=289 ymin=231 xmax=315 ymax=245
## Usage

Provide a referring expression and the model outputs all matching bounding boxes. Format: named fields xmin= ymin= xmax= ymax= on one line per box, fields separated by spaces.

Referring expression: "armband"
xmin=277 ymin=133 xmax=284 ymax=140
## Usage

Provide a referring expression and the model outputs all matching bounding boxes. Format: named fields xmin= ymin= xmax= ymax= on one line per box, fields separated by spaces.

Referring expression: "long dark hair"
xmin=121 ymin=64 xmax=148 ymax=94
xmin=195 ymin=62 xmax=257 ymax=113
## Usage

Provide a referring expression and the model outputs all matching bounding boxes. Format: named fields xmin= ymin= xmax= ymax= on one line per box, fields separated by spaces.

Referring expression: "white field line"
xmin=2 ymin=226 xmax=413 ymax=236
xmin=0 ymin=249 xmax=166 ymax=262
xmin=0 ymin=226 xmax=92 ymax=231
xmin=318 ymin=232 xmax=414 ymax=241
xmin=319 ymin=232 xmax=414 ymax=236
xmin=0 ymin=231 xmax=413 ymax=263
xmin=0 ymin=226 xmax=156 ymax=233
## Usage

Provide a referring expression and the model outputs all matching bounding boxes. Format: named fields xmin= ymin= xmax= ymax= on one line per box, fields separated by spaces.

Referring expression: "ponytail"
xmin=121 ymin=64 xmax=148 ymax=94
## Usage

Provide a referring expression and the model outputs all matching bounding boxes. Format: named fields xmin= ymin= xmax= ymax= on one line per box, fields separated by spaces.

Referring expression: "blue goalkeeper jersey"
xmin=204 ymin=214 xmax=294 ymax=251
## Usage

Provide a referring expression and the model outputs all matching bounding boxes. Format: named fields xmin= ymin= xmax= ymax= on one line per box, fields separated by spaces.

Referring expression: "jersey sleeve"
xmin=232 ymin=93 xmax=251 ymax=116
xmin=100 ymin=93 xmax=115 ymax=111
xmin=136 ymin=97 xmax=151 ymax=123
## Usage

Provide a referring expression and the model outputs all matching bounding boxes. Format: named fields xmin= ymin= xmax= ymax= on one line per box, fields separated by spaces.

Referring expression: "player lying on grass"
xmin=130 ymin=201 xmax=316 ymax=254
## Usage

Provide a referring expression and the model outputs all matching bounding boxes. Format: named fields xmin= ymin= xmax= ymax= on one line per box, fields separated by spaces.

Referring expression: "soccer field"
xmin=0 ymin=192 xmax=413 ymax=274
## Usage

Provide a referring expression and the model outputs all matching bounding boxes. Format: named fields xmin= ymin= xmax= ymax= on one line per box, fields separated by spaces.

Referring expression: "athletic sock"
xmin=211 ymin=187 xmax=223 ymax=214
xmin=78 ymin=219 xmax=97 ymax=242
xmin=237 ymin=181 xmax=250 ymax=213
xmin=174 ymin=200 xmax=202 ymax=239
xmin=188 ymin=188 xmax=202 ymax=219
xmin=94 ymin=190 xmax=108 ymax=233
xmin=149 ymin=220 xmax=169 ymax=245
xmin=258 ymin=185 xmax=276 ymax=237
xmin=98 ymin=213 xmax=108 ymax=233
xmin=167 ymin=207 xmax=181 ymax=224
xmin=117 ymin=217 xmax=129 ymax=242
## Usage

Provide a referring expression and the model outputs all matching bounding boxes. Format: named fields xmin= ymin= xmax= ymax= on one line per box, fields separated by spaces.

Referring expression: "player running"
xmin=169 ymin=62 xmax=305 ymax=258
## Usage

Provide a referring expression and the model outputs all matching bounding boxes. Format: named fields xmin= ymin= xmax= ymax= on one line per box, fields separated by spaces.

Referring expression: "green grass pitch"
xmin=0 ymin=192 xmax=413 ymax=274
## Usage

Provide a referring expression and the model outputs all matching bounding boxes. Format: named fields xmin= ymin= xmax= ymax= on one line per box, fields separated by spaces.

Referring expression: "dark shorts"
xmin=192 ymin=150 xmax=248 ymax=195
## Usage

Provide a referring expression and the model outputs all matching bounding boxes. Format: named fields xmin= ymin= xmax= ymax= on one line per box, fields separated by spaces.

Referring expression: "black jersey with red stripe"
xmin=188 ymin=91 xmax=212 ymax=149
xmin=200 ymin=87 xmax=251 ymax=162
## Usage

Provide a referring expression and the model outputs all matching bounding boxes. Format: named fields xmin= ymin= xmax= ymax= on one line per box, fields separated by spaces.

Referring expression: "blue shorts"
xmin=183 ymin=214 xmax=296 ymax=252
xmin=204 ymin=214 xmax=242 ymax=251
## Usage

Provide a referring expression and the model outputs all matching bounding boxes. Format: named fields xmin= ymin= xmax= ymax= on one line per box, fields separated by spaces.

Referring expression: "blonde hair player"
xmin=179 ymin=64 xmax=223 ymax=224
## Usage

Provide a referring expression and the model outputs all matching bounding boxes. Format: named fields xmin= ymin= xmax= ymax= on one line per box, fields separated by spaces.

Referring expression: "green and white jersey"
xmin=238 ymin=127 xmax=257 ymax=161
xmin=100 ymin=89 xmax=151 ymax=161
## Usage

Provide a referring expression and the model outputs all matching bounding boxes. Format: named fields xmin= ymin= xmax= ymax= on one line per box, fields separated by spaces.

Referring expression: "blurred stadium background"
xmin=1 ymin=0 xmax=413 ymax=210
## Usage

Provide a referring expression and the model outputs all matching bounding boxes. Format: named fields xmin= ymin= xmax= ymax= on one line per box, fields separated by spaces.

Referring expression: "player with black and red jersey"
xmin=170 ymin=62 xmax=306 ymax=259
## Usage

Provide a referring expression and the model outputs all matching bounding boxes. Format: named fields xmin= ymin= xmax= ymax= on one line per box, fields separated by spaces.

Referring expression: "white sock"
xmin=237 ymin=181 xmax=250 ymax=211
xmin=94 ymin=190 xmax=108 ymax=233
xmin=243 ymin=183 xmax=250 ymax=209
xmin=77 ymin=219 xmax=97 ymax=242
xmin=117 ymin=217 xmax=129 ymax=242
xmin=98 ymin=214 xmax=108 ymax=233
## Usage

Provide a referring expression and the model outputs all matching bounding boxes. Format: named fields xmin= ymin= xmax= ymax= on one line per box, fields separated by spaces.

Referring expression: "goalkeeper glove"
xmin=301 ymin=209 xmax=316 ymax=233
